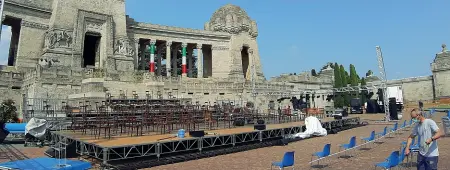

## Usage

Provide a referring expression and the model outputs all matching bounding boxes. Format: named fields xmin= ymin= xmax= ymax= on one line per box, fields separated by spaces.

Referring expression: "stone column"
xmin=166 ymin=41 xmax=172 ymax=77
xmin=196 ymin=44 xmax=203 ymax=78
xmin=188 ymin=47 xmax=193 ymax=77
xmin=134 ymin=38 xmax=139 ymax=70
xmin=149 ymin=40 xmax=156 ymax=73
xmin=181 ymin=43 xmax=187 ymax=77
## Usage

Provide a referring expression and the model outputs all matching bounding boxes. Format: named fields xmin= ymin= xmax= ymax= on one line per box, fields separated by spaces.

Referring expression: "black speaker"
xmin=256 ymin=119 xmax=265 ymax=124
xmin=254 ymin=124 xmax=266 ymax=130
xmin=389 ymin=98 xmax=398 ymax=120
xmin=189 ymin=130 xmax=205 ymax=137
xmin=234 ymin=119 xmax=245 ymax=126
xmin=0 ymin=129 xmax=9 ymax=144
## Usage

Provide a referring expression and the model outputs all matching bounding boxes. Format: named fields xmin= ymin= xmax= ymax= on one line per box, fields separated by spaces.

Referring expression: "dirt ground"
xmin=147 ymin=111 xmax=450 ymax=170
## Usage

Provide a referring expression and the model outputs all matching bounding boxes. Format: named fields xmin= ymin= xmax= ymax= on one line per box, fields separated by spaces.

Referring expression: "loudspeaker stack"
xmin=389 ymin=97 xmax=398 ymax=120
xmin=254 ymin=119 xmax=266 ymax=130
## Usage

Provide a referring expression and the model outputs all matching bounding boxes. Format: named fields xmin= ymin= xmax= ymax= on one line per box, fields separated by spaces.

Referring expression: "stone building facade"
xmin=0 ymin=0 xmax=447 ymax=116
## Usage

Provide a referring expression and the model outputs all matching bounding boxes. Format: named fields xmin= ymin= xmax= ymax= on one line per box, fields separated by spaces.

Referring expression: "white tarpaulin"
xmin=291 ymin=116 xmax=327 ymax=139
xmin=25 ymin=118 xmax=48 ymax=140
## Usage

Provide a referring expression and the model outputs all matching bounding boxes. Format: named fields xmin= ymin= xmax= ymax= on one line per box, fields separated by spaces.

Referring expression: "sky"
xmin=1 ymin=0 xmax=450 ymax=80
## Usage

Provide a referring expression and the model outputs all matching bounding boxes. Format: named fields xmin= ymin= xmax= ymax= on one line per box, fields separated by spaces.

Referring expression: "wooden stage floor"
xmin=54 ymin=115 xmax=365 ymax=147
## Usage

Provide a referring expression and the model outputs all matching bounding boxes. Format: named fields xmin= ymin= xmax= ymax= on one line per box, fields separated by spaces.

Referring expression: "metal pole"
xmin=0 ymin=0 xmax=4 ymax=40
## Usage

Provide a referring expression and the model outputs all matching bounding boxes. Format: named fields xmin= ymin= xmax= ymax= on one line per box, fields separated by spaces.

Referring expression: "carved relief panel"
xmin=44 ymin=29 xmax=73 ymax=50
xmin=114 ymin=38 xmax=135 ymax=57
xmin=86 ymin=21 xmax=104 ymax=34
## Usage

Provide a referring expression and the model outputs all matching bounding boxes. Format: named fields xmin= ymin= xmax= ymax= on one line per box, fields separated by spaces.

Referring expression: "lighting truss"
xmin=259 ymin=83 xmax=385 ymax=96
xmin=376 ymin=46 xmax=390 ymax=121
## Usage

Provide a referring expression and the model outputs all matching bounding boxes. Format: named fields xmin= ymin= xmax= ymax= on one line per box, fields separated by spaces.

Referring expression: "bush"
xmin=0 ymin=99 xmax=18 ymax=123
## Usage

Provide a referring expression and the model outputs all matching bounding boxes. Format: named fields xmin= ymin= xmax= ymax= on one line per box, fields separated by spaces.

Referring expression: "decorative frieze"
xmin=212 ymin=46 xmax=229 ymax=51
xmin=114 ymin=38 xmax=135 ymax=56
xmin=21 ymin=20 xmax=49 ymax=30
xmin=86 ymin=21 xmax=103 ymax=33
xmin=44 ymin=29 xmax=73 ymax=49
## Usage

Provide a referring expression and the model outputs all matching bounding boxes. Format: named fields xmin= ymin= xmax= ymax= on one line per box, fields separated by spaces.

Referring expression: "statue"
xmin=442 ymin=44 xmax=447 ymax=52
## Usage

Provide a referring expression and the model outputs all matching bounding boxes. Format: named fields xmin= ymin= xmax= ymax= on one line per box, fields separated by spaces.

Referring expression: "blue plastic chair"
xmin=390 ymin=122 xmax=398 ymax=135
xmin=401 ymin=136 xmax=416 ymax=149
xmin=311 ymin=144 xmax=331 ymax=167
xmin=374 ymin=151 xmax=400 ymax=169
xmin=361 ymin=131 xmax=375 ymax=148
xmin=399 ymin=146 xmax=407 ymax=164
xmin=271 ymin=151 xmax=295 ymax=170
xmin=376 ymin=126 xmax=387 ymax=138
xmin=339 ymin=136 xmax=356 ymax=158
xmin=447 ymin=110 xmax=450 ymax=118
xmin=408 ymin=119 xmax=413 ymax=126
xmin=400 ymin=120 xmax=407 ymax=129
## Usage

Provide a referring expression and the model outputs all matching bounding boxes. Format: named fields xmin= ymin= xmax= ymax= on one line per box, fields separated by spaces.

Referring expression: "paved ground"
xmin=1 ymin=109 xmax=448 ymax=170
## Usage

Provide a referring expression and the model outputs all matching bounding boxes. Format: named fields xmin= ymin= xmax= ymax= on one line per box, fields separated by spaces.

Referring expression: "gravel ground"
xmin=147 ymin=111 xmax=449 ymax=170
xmin=0 ymin=109 xmax=448 ymax=170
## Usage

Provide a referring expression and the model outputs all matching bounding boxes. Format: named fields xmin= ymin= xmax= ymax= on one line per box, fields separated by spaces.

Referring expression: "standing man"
xmin=405 ymin=109 xmax=443 ymax=170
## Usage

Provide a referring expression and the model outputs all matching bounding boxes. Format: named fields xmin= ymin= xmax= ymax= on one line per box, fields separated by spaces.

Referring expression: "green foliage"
xmin=0 ymin=99 xmax=18 ymax=123
xmin=339 ymin=65 xmax=350 ymax=106
xmin=360 ymin=78 xmax=367 ymax=104
xmin=311 ymin=69 xmax=318 ymax=76
xmin=366 ymin=70 xmax=373 ymax=77
xmin=349 ymin=64 xmax=359 ymax=98
xmin=333 ymin=63 xmax=343 ymax=107
xmin=331 ymin=62 xmax=367 ymax=108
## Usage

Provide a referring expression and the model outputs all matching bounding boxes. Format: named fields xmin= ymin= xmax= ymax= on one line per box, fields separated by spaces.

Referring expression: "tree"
xmin=344 ymin=71 xmax=350 ymax=85
xmin=339 ymin=65 xmax=349 ymax=106
xmin=311 ymin=69 xmax=318 ymax=76
xmin=349 ymin=64 xmax=359 ymax=98
xmin=360 ymin=78 xmax=367 ymax=105
xmin=0 ymin=99 xmax=18 ymax=123
xmin=333 ymin=63 xmax=343 ymax=107
xmin=366 ymin=70 xmax=373 ymax=77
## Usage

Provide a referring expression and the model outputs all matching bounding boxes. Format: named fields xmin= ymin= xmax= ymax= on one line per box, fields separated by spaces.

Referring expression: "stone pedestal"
xmin=68 ymin=78 xmax=106 ymax=102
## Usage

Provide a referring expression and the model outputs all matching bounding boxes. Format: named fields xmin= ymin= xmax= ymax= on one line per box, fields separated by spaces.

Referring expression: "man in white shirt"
xmin=405 ymin=109 xmax=443 ymax=170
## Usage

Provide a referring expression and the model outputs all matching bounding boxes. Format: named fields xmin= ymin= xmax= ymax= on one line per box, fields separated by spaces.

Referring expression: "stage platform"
xmin=49 ymin=116 xmax=361 ymax=164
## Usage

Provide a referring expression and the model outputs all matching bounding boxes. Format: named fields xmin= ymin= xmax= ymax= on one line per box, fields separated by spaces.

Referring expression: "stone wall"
xmin=386 ymin=76 xmax=434 ymax=102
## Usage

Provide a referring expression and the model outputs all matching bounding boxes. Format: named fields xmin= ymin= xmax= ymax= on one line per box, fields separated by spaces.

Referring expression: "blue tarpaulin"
xmin=0 ymin=157 xmax=92 ymax=170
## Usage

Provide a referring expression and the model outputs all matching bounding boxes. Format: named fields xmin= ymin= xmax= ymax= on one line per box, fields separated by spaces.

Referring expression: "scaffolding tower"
xmin=376 ymin=46 xmax=390 ymax=121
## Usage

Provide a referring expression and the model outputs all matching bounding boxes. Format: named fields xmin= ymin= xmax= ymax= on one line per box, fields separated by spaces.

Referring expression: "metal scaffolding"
xmin=376 ymin=46 xmax=390 ymax=121
xmin=258 ymin=83 xmax=385 ymax=96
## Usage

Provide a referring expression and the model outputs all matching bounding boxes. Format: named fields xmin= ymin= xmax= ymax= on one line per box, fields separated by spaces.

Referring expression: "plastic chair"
xmin=361 ymin=131 xmax=375 ymax=148
xmin=376 ymin=126 xmax=387 ymax=138
xmin=374 ymin=151 xmax=400 ymax=169
xmin=408 ymin=119 xmax=413 ymax=126
xmin=390 ymin=122 xmax=398 ymax=135
xmin=271 ymin=151 xmax=295 ymax=170
xmin=399 ymin=146 xmax=407 ymax=165
xmin=400 ymin=120 xmax=407 ymax=130
xmin=339 ymin=136 xmax=356 ymax=158
xmin=447 ymin=110 xmax=450 ymax=118
xmin=401 ymin=136 xmax=416 ymax=151
xmin=311 ymin=144 xmax=331 ymax=167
